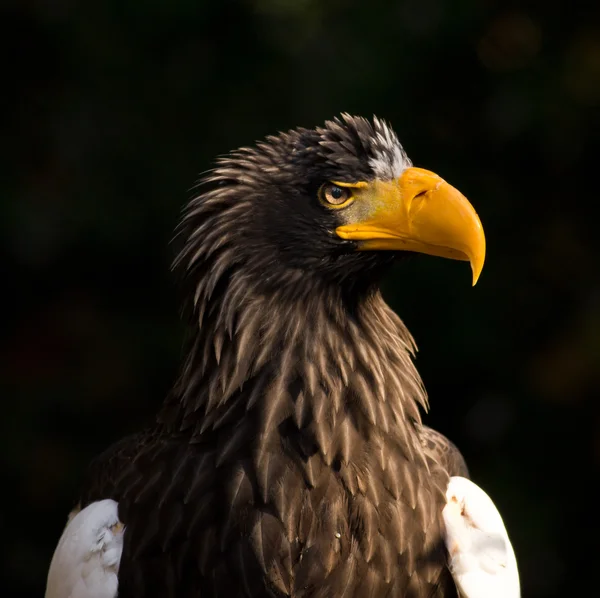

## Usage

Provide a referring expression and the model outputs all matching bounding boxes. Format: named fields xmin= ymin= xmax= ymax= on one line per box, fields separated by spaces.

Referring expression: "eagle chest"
xmin=191 ymin=443 xmax=454 ymax=598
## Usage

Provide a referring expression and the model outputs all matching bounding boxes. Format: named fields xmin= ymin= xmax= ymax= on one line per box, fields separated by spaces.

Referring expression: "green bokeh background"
xmin=2 ymin=1 xmax=599 ymax=597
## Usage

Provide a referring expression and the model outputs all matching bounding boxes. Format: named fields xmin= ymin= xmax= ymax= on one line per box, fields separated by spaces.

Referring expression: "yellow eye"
xmin=320 ymin=183 xmax=353 ymax=207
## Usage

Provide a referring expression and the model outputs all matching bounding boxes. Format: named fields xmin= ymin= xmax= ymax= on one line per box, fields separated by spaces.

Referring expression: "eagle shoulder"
xmin=46 ymin=499 xmax=123 ymax=598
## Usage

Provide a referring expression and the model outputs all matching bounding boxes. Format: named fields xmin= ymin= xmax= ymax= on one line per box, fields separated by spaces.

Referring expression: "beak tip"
xmin=470 ymin=255 xmax=485 ymax=286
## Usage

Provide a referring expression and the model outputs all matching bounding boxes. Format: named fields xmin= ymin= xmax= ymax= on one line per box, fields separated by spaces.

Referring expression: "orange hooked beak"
xmin=334 ymin=167 xmax=486 ymax=285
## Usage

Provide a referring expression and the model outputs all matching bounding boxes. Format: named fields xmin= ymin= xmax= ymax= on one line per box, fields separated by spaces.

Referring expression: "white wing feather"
xmin=443 ymin=476 xmax=520 ymax=598
xmin=45 ymin=499 xmax=123 ymax=598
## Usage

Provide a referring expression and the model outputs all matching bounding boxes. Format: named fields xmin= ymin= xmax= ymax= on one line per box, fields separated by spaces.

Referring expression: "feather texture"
xmin=46 ymin=500 xmax=123 ymax=598
xmin=443 ymin=477 xmax=520 ymax=598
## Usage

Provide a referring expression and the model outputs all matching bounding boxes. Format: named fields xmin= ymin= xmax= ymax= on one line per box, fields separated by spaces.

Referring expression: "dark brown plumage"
xmin=76 ymin=115 xmax=483 ymax=597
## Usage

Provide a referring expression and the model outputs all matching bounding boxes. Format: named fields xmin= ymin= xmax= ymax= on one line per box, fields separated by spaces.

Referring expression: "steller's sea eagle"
xmin=47 ymin=114 xmax=516 ymax=598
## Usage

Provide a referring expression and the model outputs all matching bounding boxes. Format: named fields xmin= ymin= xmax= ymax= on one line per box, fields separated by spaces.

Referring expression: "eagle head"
xmin=175 ymin=114 xmax=485 ymax=306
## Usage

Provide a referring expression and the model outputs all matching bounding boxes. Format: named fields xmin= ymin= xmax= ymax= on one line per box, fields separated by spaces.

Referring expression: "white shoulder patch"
xmin=46 ymin=499 xmax=123 ymax=598
xmin=443 ymin=476 xmax=520 ymax=598
xmin=368 ymin=116 xmax=412 ymax=180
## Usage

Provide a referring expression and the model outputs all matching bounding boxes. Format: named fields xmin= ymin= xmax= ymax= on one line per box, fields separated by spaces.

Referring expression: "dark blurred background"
xmin=2 ymin=1 xmax=599 ymax=597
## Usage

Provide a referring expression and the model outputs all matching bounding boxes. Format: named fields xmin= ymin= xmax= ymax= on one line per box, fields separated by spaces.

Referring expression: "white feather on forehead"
xmin=369 ymin=116 xmax=412 ymax=180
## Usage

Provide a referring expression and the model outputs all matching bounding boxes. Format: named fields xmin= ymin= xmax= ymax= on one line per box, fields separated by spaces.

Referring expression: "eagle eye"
xmin=320 ymin=183 xmax=353 ymax=208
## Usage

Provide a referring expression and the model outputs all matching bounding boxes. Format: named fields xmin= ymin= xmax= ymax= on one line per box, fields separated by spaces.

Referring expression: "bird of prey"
xmin=49 ymin=114 xmax=494 ymax=597
xmin=443 ymin=477 xmax=520 ymax=598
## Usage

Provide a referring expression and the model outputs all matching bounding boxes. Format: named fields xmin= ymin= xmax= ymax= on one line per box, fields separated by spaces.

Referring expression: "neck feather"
xmin=159 ymin=264 xmax=428 ymax=466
